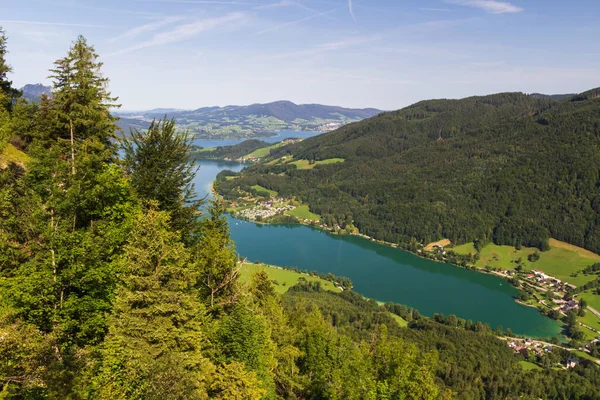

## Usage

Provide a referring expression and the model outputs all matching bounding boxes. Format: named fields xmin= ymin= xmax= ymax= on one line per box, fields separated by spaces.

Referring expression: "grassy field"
xmin=573 ymin=350 xmax=599 ymax=363
xmin=285 ymin=204 xmax=320 ymax=221
xmin=518 ymin=360 xmax=542 ymax=371
xmin=250 ymin=184 xmax=278 ymax=197
xmin=196 ymin=147 xmax=216 ymax=152
xmin=580 ymin=324 xmax=599 ymax=341
xmin=453 ymin=239 xmax=599 ymax=287
xmin=581 ymin=293 xmax=600 ymax=312
xmin=239 ymin=263 xmax=340 ymax=294
xmin=247 ymin=142 xmax=285 ymax=158
xmin=0 ymin=144 xmax=30 ymax=167
xmin=579 ymin=309 xmax=600 ymax=330
xmin=290 ymin=158 xmax=345 ymax=170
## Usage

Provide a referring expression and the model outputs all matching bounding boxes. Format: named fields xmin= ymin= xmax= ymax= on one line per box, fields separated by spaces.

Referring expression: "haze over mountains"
xmin=116 ymin=100 xmax=382 ymax=139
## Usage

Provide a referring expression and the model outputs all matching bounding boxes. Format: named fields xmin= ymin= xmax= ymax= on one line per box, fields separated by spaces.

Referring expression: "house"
xmin=566 ymin=358 xmax=580 ymax=369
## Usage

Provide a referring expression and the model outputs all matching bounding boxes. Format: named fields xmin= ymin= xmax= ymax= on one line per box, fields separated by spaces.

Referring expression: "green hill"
xmin=218 ymin=88 xmax=600 ymax=254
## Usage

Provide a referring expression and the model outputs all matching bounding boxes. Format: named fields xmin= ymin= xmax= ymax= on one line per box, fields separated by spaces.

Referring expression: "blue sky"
xmin=2 ymin=0 xmax=599 ymax=110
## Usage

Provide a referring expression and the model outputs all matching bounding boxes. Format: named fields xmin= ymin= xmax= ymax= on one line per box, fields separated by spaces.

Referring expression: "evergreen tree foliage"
xmin=93 ymin=205 xmax=213 ymax=399
xmin=2 ymin=35 xmax=134 ymax=349
xmin=0 ymin=27 xmax=20 ymax=111
xmin=193 ymin=200 xmax=240 ymax=309
xmin=122 ymin=116 xmax=200 ymax=237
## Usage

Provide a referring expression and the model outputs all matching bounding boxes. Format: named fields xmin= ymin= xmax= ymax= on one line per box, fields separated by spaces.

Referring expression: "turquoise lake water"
xmin=191 ymin=141 xmax=562 ymax=338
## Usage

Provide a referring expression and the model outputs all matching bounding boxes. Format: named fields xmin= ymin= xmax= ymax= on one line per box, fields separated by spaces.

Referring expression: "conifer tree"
xmin=193 ymin=200 xmax=240 ymax=309
xmin=4 ymin=36 xmax=133 ymax=348
xmin=122 ymin=117 xmax=200 ymax=239
xmin=0 ymin=27 xmax=20 ymax=111
xmin=94 ymin=206 xmax=213 ymax=399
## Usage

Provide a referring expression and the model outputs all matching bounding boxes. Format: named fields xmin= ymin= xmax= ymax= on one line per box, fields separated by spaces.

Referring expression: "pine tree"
xmin=93 ymin=206 xmax=213 ymax=399
xmin=0 ymin=27 xmax=20 ymax=111
xmin=193 ymin=200 xmax=240 ymax=309
xmin=3 ymin=36 xmax=133 ymax=348
xmin=122 ymin=116 xmax=200 ymax=239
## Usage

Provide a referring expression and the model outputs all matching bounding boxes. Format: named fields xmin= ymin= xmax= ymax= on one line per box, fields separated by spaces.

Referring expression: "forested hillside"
xmin=3 ymin=29 xmax=600 ymax=399
xmin=218 ymin=89 xmax=600 ymax=253
xmin=193 ymin=139 xmax=269 ymax=160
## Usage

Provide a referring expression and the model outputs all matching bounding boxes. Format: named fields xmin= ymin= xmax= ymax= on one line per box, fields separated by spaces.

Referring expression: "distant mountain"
xmin=529 ymin=93 xmax=575 ymax=101
xmin=20 ymin=84 xmax=52 ymax=102
xmin=116 ymin=101 xmax=382 ymax=139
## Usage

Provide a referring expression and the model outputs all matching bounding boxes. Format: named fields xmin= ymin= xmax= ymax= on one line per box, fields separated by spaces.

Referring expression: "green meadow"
xmin=239 ymin=263 xmax=341 ymax=294
xmin=250 ymin=184 xmax=278 ymax=197
xmin=453 ymin=239 xmax=599 ymax=287
xmin=290 ymin=158 xmax=345 ymax=170
xmin=285 ymin=204 xmax=320 ymax=221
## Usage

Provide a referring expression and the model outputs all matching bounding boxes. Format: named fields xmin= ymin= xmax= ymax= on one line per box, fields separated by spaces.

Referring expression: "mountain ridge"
xmin=218 ymin=87 xmax=600 ymax=254
xmin=116 ymin=100 xmax=382 ymax=139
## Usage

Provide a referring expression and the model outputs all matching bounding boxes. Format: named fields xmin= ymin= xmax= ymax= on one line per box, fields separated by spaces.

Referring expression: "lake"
xmin=192 ymin=140 xmax=562 ymax=339
xmin=193 ymin=130 xmax=323 ymax=149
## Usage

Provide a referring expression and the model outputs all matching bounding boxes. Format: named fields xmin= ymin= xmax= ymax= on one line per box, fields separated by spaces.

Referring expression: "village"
xmin=234 ymin=199 xmax=295 ymax=221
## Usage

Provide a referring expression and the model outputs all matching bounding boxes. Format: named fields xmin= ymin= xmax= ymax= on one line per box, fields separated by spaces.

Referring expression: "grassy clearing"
xmin=573 ymin=350 xmax=599 ymax=363
xmin=239 ymin=263 xmax=340 ymax=294
xmin=453 ymin=239 xmax=599 ymax=286
xmin=250 ymin=184 xmax=277 ymax=197
xmin=580 ymin=324 xmax=599 ymax=341
xmin=197 ymin=147 xmax=216 ymax=152
xmin=519 ymin=360 xmax=542 ymax=371
xmin=285 ymin=204 xmax=320 ymax=221
xmin=389 ymin=313 xmax=409 ymax=327
xmin=225 ymin=175 xmax=237 ymax=181
xmin=453 ymin=242 xmax=477 ymax=255
xmin=0 ymin=144 xmax=30 ymax=167
xmin=549 ymin=239 xmax=600 ymax=261
xmin=247 ymin=142 xmax=284 ymax=158
xmin=581 ymin=293 xmax=600 ymax=312
xmin=579 ymin=310 xmax=600 ymax=330
xmin=291 ymin=158 xmax=345 ymax=170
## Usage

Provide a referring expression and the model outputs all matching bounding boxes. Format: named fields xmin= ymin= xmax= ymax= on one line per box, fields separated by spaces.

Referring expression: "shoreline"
xmin=211 ymin=184 xmax=570 ymax=330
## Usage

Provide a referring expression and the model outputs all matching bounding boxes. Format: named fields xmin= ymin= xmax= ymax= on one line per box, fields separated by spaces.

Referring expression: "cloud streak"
xmin=253 ymin=9 xmax=335 ymax=36
xmin=446 ymin=0 xmax=523 ymax=14
xmin=0 ymin=19 xmax=110 ymax=28
xmin=108 ymin=13 xmax=245 ymax=56
xmin=108 ymin=16 xmax=185 ymax=43
xmin=268 ymin=35 xmax=380 ymax=60
xmin=348 ymin=0 xmax=356 ymax=21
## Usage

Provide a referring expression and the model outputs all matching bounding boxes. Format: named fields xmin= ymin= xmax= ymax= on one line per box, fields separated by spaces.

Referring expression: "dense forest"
xmin=3 ymin=30 xmax=600 ymax=399
xmin=193 ymin=139 xmax=269 ymax=160
xmin=217 ymin=87 xmax=600 ymax=253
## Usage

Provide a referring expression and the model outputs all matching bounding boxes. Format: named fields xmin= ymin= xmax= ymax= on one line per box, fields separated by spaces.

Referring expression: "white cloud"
xmin=446 ymin=0 xmax=523 ymax=14
xmin=108 ymin=16 xmax=185 ymax=43
xmin=107 ymin=13 xmax=245 ymax=56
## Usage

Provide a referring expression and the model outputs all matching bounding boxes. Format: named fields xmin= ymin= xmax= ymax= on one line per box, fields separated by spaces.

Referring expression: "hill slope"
xmin=117 ymin=101 xmax=382 ymax=139
xmin=217 ymin=88 xmax=600 ymax=253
